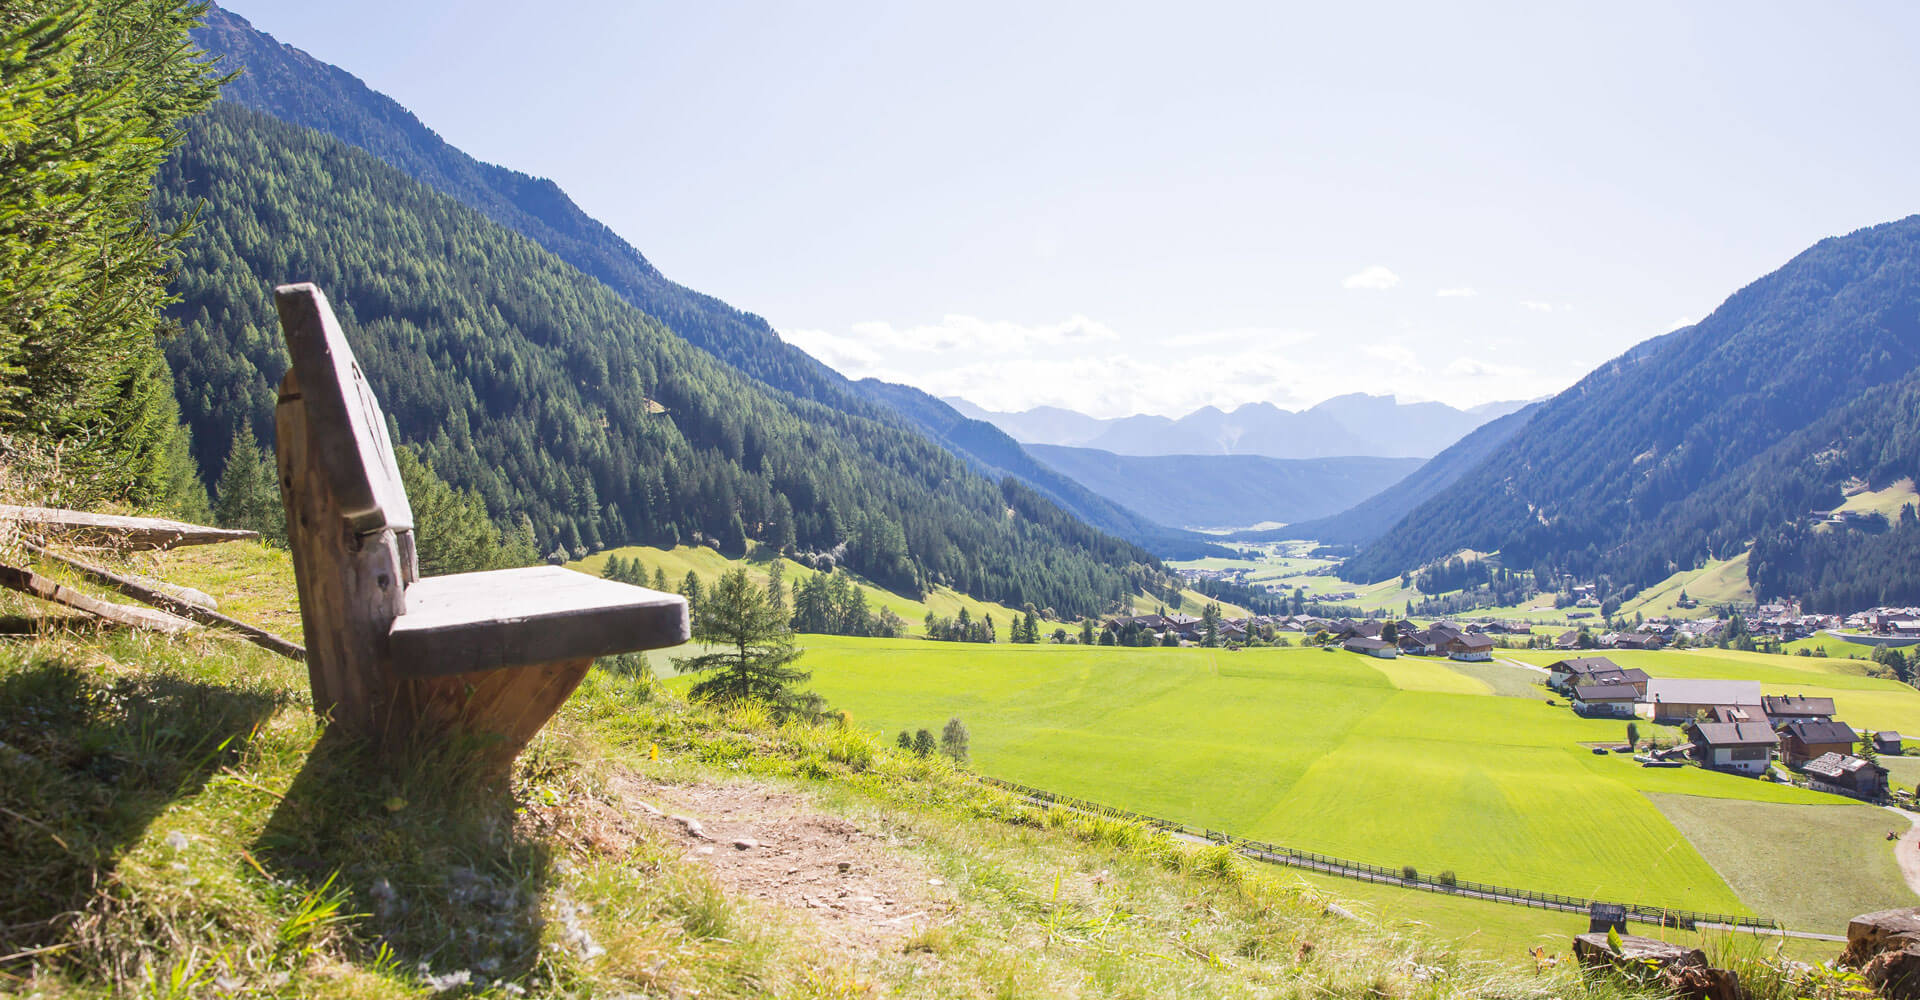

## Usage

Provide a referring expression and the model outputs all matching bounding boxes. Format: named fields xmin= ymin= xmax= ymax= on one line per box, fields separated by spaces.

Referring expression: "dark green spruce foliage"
xmin=1342 ymin=216 xmax=1920 ymax=609
xmin=154 ymin=102 xmax=1163 ymax=617
xmin=0 ymin=0 xmax=222 ymax=507
xmin=211 ymin=429 xmax=280 ymax=543
xmin=395 ymin=444 xmax=537 ymax=574
xmin=677 ymin=569 xmax=808 ymax=712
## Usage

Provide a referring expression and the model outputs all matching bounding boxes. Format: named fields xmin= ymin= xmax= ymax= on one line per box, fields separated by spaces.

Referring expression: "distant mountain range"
xmin=1024 ymin=447 xmax=1423 ymax=531
xmin=1228 ymin=403 xmax=1542 ymax=544
xmin=947 ymin=394 xmax=1528 ymax=459
xmin=1339 ymin=215 xmax=1920 ymax=611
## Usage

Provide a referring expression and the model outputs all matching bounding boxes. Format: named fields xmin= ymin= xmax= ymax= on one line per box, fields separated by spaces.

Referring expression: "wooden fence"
xmin=978 ymin=775 xmax=1777 ymax=933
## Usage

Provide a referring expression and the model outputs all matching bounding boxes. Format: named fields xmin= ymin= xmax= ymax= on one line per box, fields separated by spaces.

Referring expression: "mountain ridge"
xmin=1339 ymin=215 xmax=1920 ymax=611
xmin=189 ymin=4 xmax=1222 ymax=558
xmin=1023 ymin=446 xmax=1425 ymax=531
xmin=953 ymin=394 xmax=1527 ymax=459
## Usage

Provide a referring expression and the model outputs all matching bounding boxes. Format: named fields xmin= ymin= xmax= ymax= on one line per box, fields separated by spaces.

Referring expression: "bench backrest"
xmin=274 ymin=283 xmax=418 ymax=732
xmin=274 ymin=283 xmax=414 ymax=536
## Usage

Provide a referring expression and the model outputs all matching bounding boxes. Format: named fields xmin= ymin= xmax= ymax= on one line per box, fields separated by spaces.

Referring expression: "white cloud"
xmin=1443 ymin=357 xmax=1532 ymax=379
xmin=1436 ymin=287 xmax=1478 ymax=298
xmin=1520 ymin=300 xmax=1555 ymax=312
xmin=777 ymin=308 xmax=1580 ymax=419
xmin=779 ymin=327 xmax=883 ymax=373
xmin=845 ymin=313 xmax=1119 ymax=355
xmin=1164 ymin=326 xmax=1318 ymax=350
xmin=1342 ymin=265 xmax=1401 ymax=291
xmin=1669 ymin=316 xmax=1696 ymax=330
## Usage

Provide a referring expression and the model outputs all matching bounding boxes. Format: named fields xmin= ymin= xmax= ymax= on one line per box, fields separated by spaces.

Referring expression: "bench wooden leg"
xmin=403 ymin=657 xmax=593 ymax=766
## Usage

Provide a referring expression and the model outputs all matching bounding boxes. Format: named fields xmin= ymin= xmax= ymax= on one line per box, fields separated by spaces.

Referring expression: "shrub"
xmin=1401 ymin=865 xmax=1419 ymax=881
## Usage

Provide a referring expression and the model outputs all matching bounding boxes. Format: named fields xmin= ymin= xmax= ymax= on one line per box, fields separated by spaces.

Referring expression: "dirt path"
xmin=1884 ymin=805 xmax=1920 ymax=899
xmin=1495 ymin=656 xmax=1548 ymax=674
xmin=611 ymin=775 xmax=950 ymax=956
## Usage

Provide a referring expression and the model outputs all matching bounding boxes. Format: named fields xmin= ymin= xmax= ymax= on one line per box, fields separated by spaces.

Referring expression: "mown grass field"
xmin=787 ymin=638 xmax=1901 ymax=925
xmin=1651 ymin=794 xmax=1917 ymax=930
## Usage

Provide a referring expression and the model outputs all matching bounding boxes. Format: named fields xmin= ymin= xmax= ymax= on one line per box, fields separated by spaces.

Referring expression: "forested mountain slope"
xmin=1341 ymin=216 xmax=1920 ymax=608
xmin=155 ymin=103 xmax=1166 ymax=616
xmin=185 ymin=5 xmax=1214 ymax=555
xmin=1235 ymin=403 xmax=1541 ymax=545
xmin=1024 ymin=446 xmax=1422 ymax=530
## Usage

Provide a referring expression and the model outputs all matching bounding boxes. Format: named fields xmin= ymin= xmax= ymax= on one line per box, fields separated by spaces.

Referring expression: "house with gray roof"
xmin=1639 ymin=678 xmax=1764 ymax=724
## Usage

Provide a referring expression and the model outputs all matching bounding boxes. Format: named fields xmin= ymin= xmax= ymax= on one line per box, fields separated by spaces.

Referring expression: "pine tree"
xmin=652 ymin=567 xmax=669 ymax=592
xmin=396 ymin=444 xmax=506 ymax=575
xmin=676 ymin=568 xmax=811 ymax=712
xmin=212 ymin=431 xmax=283 ymax=544
xmin=896 ymin=730 xmax=912 ymax=750
xmin=912 ymin=729 xmax=935 ymax=758
xmin=766 ymin=558 xmax=785 ymax=616
xmin=940 ymin=717 xmax=970 ymax=765
xmin=681 ymin=571 xmax=704 ymax=615
xmin=1202 ymin=602 xmax=1223 ymax=647
xmin=0 ymin=2 xmax=224 ymax=508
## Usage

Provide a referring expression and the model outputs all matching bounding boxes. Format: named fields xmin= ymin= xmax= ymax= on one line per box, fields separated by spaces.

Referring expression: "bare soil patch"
xmin=610 ymin=775 xmax=948 ymax=955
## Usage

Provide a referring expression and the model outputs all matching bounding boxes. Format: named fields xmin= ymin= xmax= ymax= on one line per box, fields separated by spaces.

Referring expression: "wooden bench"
xmin=272 ymin=282 xmax=688 ymax=762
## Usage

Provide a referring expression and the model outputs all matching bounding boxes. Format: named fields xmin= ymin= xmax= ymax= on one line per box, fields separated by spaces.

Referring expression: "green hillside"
xmin=1342 ymin=217 xmax=1920 ymax=613
xmin=155 ymin=102 xmax=1165 ymax=618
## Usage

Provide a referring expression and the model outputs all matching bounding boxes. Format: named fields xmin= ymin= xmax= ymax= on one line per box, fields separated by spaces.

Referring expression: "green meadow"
xmin=784 ymin=638 xmax=1912 ymax=927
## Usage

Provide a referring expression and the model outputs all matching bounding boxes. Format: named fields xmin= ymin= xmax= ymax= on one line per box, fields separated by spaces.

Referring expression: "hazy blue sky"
xmin=221 ymin=2 xmax=1920 ymax=417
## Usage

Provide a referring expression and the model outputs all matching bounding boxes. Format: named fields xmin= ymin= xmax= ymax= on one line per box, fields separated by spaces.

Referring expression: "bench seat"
xmin=391 ymin=566 xmax=687 ymax=676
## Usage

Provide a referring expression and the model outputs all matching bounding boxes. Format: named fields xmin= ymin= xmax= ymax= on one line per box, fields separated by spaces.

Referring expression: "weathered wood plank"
xmin=278 ymin=370 xmax=410 ymax=738
xmin=25 ymin=542 xmax=306 ymax=661
xmin=274 ymin=283 xmax=414 ymax=535
xmin=0 ymin=505 xmax=258 ymax=551
xmin=0 ymin=562 xmax=195 ymax=633
xmin=390 ymin=567 xmax=689 ymax=676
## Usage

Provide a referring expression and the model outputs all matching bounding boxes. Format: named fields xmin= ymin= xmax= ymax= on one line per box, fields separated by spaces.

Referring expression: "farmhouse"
xmin=1778 ymin=719 xmax=1859 ymax=767
xmin=1443 ymin=631 xmax=1495 ymax=662
xmin=1761 ymin=695 xmax=1836 ymax=722
xmin=1572 ymin=682 xmax=1640 ymax=718
xmin=1342 ymin=636 xmax=1398 ymax=658
xmin=1803 ymin=752 xmax=1889 ymax=799
xmin=1397 ymin=629 xmax=1437 ymax=655
xmin=1876 ymin=732 xmax=1904 ymax=755
xmin=1682 ymin=720 xmax=1778 ymax=775
xmin=1639 ymin=678 xmax=1763 ymax=724
xmin=1547 ymin=657 xmax=1649 ymax=695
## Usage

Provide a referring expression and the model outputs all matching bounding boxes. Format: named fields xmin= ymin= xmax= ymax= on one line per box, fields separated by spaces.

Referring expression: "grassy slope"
xmin=1505 ymin=647 xmax=1920 ymax=734
xmin=6 ymin=554 xmax=1633 ymax=998
xmin=1650 ymin=794 xmax=1918 ymax=930
xmin=1280 ymin=869 xmax=1834 ymax=966
xmin=1617 ymin=553 xmax=1756 ymax=619
xmin=791 ymin=638 xmax=1888 ymax=920
xmin=1836 ymin=477 xmax=1920 ymax=518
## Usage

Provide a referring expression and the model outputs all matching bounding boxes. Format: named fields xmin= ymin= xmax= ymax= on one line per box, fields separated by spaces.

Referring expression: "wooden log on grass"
xmin=0 ymin=505 xmax=259 ymax=551
xmin=23 ymin=543 xmax=305 ymax=661
xmin=0 ymin=563 xmax=194 ymax=634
